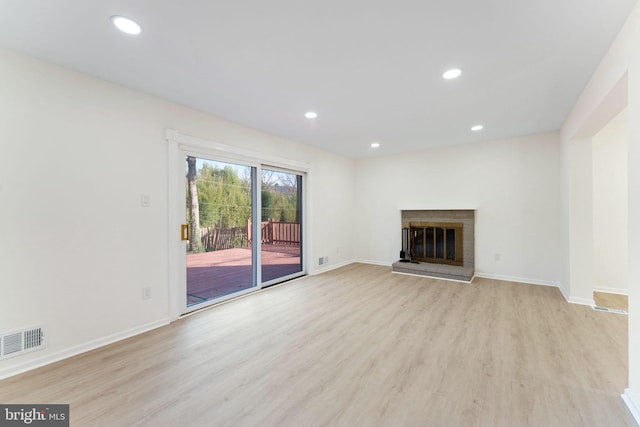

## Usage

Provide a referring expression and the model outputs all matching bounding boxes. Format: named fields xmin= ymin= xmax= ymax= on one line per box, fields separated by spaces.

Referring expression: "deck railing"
xmin=199 ymin=226 xmax=247 ymax=251
xmin=199 ymin=219 xmax=300 ymax=251
xmin=248 ymin=218 xmax=301 ymax=245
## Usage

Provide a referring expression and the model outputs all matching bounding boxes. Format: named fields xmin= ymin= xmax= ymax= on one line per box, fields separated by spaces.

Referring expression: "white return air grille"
xmin=0 ymin=327 xmax=46 ymax=359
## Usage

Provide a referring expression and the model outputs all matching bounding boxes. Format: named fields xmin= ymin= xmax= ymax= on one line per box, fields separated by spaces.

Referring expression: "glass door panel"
xmin=435 ymin=228 xmax=445 ymax=259
xmin=413 ymin=228 xmax=425 ymax=258
xmin=425 ymin=227 xmax=435 ymax=258
xmin=260 ymin=168 xmax=303 ymax=285
xmin=446 ymin=228 xmax=456 ymax=260
xmin=186 ymin=156 xmax=255 ymax=306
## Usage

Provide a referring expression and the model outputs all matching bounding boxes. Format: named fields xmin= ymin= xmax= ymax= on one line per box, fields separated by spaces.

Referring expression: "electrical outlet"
xmin=323 ymin=256 xmax=328 ymax=265
xmin=318 ymin=257 xmax=324 ymax=266
xmin=142 ymin=287 xmax=151 ymax=300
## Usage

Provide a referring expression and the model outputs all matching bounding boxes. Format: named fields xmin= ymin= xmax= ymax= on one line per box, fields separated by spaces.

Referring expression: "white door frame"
xmin=166 ymin=129 xmax=309 ymax=320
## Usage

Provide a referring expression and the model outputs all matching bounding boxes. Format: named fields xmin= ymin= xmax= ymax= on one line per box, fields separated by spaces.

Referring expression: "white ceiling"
xmin=0 ymin=0 xmax=636 ymax=158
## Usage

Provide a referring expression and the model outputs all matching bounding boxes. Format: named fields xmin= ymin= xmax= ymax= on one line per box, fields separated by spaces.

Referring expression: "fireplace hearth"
xmin=393 ymin=210 xmax=475 ymax=282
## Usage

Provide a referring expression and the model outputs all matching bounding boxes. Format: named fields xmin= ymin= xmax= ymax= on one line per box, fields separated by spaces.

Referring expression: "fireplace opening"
xmin=408 ymin=222 xmax=463 ymax=266
xmin=395 ymin=210 xmax=474 ymax=281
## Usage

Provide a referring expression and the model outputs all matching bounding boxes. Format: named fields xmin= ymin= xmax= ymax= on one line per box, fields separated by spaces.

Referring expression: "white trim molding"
xmin=0 ymin=318 xmax=170 ymax=381
xmin=475 ymin=273 xmax=596 ymax=306
xmin=558 ymin=284 xmax=571 ymax=303
xmin=567 ymin=296 xmax=597 ymax=306
xmin=353 ymin=259 xmax=393 ymax=267
xmin=474 ymin=272 xmax=561 ymax=288
xmin=593 ymin=287 xmax=629 ymax=296
xmin=311 ymin=260 xmax=355 ymax=276
xmin=324 ymin=264 xmax=599 ymax=307
xmin=165 ymin=128 xmax=311 ymax=318
xmin=166 ymin=129 xmax=310 ymax=173
xmin=622 ymin=388 xmax=640 ymax=425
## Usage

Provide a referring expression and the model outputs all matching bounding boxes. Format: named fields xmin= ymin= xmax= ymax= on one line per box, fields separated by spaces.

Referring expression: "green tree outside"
xmin=187 ymin=160 xmax=300 ymax=252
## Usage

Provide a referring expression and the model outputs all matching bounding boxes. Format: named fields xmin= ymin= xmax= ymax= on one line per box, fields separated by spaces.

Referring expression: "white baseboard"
xmin=317 ymin=263 xmax=599 ymax=308
xmin=311 ymin=259 xmax=395 ymax=275
xmin=557 ymin=285 xmax=571 ymax=303
xmin=594 ymin=287 xmax=628 ymax=296
xmin=466 ymin=273 xmax=597 ymax=306
xmin=622 ymin=388 xmax=640 ymax=425
xmin=311 ymin=259 xmax=356 ymax=275
xmin=353 ymin=259 xmax=393 ymax=267
xmin=567 ymin=296 xmax=596 ymax=306
xmin=0 ymin=318 xmax=170 ymax=381
xmin=474 ymin=272 xmax=560 ymax=288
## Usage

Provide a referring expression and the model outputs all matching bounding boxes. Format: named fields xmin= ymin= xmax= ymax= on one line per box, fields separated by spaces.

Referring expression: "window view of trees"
xmin=186 ymin=157 xmax=300 ymax=253
xmin=261 ymin=170 xmax=300 ymax=223
xmin=196 ymin=161 xmax=252 ymax=229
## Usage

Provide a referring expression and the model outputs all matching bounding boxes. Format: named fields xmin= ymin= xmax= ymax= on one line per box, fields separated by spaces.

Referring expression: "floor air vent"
xmin=0 ymin=327 xmax=46 ymax=359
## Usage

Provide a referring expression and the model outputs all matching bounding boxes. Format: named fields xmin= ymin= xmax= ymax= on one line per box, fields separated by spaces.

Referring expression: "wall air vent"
xmin=0 ymin=327 xmax=46 ymax=360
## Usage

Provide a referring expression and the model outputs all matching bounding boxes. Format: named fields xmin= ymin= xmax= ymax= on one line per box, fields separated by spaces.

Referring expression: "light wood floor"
xmin=0 ymin=264 xmax=635 ymax=426
xmin=594 ymin=291 xmax=629 ymax=312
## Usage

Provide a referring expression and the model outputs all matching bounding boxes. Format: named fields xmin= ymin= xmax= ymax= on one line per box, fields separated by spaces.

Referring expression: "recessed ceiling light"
xmin=471 ymin=125 xmax=484 ymax=131
xmin=443 ymin=68 xmax=462 ymax=79
xmin=111 ymin=16 xmax=142 ymax=35
xmin=304 ymin=111 xmax=317 ymax=119
xmin=370 ymin=142 xmax=380 ymax=148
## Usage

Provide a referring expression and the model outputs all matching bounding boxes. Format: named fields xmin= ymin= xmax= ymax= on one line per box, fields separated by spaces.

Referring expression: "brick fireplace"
xmin=392 ymin=210 xmax=475 ymax=282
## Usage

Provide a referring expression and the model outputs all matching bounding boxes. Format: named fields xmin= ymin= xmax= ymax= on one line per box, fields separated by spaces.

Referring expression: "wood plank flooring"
xmin=0 ymin=264 xmax=635 ymax=426
xmin=594 ymin=291 xmax=629 ymax=312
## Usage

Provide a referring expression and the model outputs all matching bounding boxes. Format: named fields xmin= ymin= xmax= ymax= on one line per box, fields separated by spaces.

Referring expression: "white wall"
xmin=565 ymin=136 xmax=595 ymax=305
xmin=629 ymin=49 xmax=640 ymax=423
xmin=0 ymin=47 xmax=355 ymax=378
xmin=561 ymin=1 xmax=640 ymax=421
xmin=2 ymin=7 xmax=639 ymax=418
xmin=354 ymin=133 xmax=561 ymax=285
xmin=592 ymin=109 xmax=628 ymax=294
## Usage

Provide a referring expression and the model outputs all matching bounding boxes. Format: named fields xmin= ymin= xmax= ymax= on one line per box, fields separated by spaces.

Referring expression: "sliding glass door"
xmin=185 ymin=156 xmax=256 ymax=307
xmin=181 ymin=155 xmax=304 ymax=312
xmin=260 ymin=168 xmax=303 ymax=286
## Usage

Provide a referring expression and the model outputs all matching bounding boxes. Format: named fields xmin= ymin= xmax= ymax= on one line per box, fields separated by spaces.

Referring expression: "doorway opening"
xmin=591 ymin=108 xmax=629 ymax=313
xmin=260 ymin=168 xmax=303 ymax=285
xmin=178 ymin=151 xmax=306 ymax=314
xmin=185 ymin=157 xmax=255 ymax=305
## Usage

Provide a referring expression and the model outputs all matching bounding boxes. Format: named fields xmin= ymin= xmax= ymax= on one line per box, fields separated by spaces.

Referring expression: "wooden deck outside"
xmin=187 ymin=244 xmax=301 ymax=305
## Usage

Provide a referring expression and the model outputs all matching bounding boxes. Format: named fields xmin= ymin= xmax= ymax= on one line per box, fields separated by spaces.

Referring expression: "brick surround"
xmin=393 ymin=210 xmax=475 ymax=282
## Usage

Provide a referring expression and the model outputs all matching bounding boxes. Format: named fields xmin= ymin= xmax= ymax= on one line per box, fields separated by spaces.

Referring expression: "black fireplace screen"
xmin=406 ymin=222 xmax=463 ymax=266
